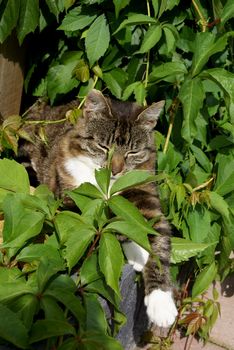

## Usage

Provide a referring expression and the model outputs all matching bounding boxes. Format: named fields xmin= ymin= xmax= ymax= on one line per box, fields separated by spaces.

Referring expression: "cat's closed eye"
xmin=125 ymin=150 xmax=141 ymax=156
xmin=125 ymin=150 xmax=147 ymax=158
xmin=97 ymin=143 xmax=109 ymax=152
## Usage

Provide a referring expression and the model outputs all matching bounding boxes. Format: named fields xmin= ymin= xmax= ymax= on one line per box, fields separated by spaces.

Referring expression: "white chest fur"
xmin=64 ymin=155 xmax=99 ymax=187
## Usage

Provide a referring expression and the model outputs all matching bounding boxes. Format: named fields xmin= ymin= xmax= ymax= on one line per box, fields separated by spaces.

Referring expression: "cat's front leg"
xmin=144 ymin=289 xmax=178 ymax=327
xmin=122 ymin=240 xmax=178 ymax=327
xmin=122 ymin=241 xmax=149 ymax=272
xmin=143 ymin=234 xmax=178 ymax=328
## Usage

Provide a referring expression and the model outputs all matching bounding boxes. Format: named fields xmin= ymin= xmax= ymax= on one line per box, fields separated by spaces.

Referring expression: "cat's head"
xmin=79 ymin=89 xmax=164 ymax=176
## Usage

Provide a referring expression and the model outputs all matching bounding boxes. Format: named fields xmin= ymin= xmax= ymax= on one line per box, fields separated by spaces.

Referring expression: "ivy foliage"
xmin=0 ymin=160 xmax=213 ymax=349
xmin=0 ymin=0 xmax=234 ymax=348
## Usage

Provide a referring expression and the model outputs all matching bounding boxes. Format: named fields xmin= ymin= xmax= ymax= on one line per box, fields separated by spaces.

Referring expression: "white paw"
xmin=144 ymin=289 xmax=178 ymax=327
xmin=122 ymin=241 xmax=149 ymax=272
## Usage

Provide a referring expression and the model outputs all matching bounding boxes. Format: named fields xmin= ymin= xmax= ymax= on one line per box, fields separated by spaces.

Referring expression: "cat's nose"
xmin=111 ymin=154 xmax=124 ymax=176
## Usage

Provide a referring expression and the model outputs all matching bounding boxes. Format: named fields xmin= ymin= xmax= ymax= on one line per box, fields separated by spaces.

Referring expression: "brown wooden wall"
xmin=0 ymin=33 xmax=25 ymax=119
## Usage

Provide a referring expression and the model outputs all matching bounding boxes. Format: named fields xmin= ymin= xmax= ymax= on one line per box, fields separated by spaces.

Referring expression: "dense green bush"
xmin=0 ymin=0 xmax=233 ymax=348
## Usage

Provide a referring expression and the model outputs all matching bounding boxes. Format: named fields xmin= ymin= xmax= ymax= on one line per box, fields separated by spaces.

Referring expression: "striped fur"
xmin=21 ymin=89 xmax=177 ymax=327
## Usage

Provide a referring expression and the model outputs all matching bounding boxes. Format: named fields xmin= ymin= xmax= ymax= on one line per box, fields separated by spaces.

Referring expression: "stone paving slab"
xmin=173 ymin=275 xmax=234 ymax=350
xmin=172 ymin=336 xmax=227 ymax=350
xmin=135 ymin=275 xmax=234 ymax=350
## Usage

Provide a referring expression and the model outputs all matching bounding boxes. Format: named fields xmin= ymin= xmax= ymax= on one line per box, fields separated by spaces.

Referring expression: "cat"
xmin=21 ymin=89 xmax=178 ymax=328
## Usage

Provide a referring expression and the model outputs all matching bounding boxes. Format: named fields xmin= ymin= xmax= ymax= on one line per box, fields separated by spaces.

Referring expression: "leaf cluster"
xmin=0 ymin=0 xmax=234 ymax=347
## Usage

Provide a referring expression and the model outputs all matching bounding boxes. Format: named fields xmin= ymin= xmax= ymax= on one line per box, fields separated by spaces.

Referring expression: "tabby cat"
xmin=21 ymin=89 xmax=178 ymax=328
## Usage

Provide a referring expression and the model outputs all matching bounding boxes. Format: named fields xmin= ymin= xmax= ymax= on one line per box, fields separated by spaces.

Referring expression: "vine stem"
xmin=77 ymin=74 xmax=99 ymax=110
xmin=163 ymin=97 xmax=179 ymax=154
xmin=86 ymin=232 xmax=100 ymax=258
xmin=163 ymin=119 xmax=173 ymax=154
xmin=143 ymin=0 xmax=151 ymax=107
xmin=191 ymin=0 xmax=207 ymax=32
xmin=23 ymin=75 xmax=99 ymax=126
xmin=24 ymin=118 xmax=67 ymax=125
xmin=192 ymin=177 xmax=214 ymax=192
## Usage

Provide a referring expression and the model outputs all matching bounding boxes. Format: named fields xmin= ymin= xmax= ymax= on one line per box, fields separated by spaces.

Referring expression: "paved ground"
xmin=173 ymin=275 xmax=234 ymax=350
xmin=135 ymin=275 xmax=234 ymax=350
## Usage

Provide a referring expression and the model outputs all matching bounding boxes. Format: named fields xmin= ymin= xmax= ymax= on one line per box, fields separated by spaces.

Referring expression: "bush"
xmin=0 ymin=0 xmax=233 ymax=348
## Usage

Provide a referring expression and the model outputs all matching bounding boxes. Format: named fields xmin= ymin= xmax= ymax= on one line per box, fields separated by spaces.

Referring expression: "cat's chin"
xmin=144 ymin=289 xmax=178 ymax=328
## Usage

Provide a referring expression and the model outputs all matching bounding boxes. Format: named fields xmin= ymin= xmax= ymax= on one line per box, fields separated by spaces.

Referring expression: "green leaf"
xmin=2 ymin=195 xmax=45 ymax=257
xmin=163 ymin=26 xmax=176 ymax=53
xmin=0 ymin=159 xmax=30 ymax=193
xmin=85 ymin=14 xmax=110 ymax=66
xmin=30 ymin=319 xmax=75 ymax=343
xmin=158 ymin=0 xmax=180 ymax=17
xmin=207 ymin=135 xmax=233 ymax=151
xmin=64 ymin=223 xmax=96 ymax=271
xmin=10 ymin=294 xmax=38 ymax=329
xmin=0 ymin=282 xmax=33 ymax=303
xmin=158 ymin=147 xmax=183 ymax=172
xmin=47 ymin=65 xmax=79 ymax=103
xmin=108 ymin=195 xmax=155 ymax=234
xmin=208 ymin=191 xmax=230 ymax=221
xmin=136 ymin=24 xmax=162 ymax=53
xmin=110 ymin=170 xmax=154 ymax=195
xmin=192 ymin=262 xmax=217 ymax=297
xmin=200 ymin=223 xmax=221 ymax=265
xmin=58 ymin=6 xmax=97 ymax=31
xmin=171 ymin=237 xmax=214 ymax=264
xmin=151 ymin=0 xmax=159 ymax=16
xmin=0 ymin=267 xmax=23 ymax=282
xmin=95 ymin=168 xmax=111 ymax=196
xmin=84 ymin=293 xmax=108 ymax=332
xmin=103 ymin=68 xmax=127 ymax=99
xmin=80 ymin=199 xmax=106 ymax=226
xmin=84 ymin=278 xmax=119 ymax=308
xmin=3 ymin=194 xmax=45 ymax=257
xmin=0 ymin=0 xmax=20 ymax=43
xmin=47 ymin=51 xmax=82 ymax=102
xmin=179 ymin=77 xmax=205 ymax=143
xmin=73 ymin=59 xmax=90 ymax=83
xmin=113 ymin=0 xmax=131 ymax=18
xmin=45 ymin=0 xmax=60 ymax=19
xmin=122 ymin=81 xmax=140 ymax=101
xmin=98 ymin=233 xmax=124 ymax=296
xmin=0 ymin=303 xmax=29 ymax=349
xmin=80 ymin=252 xmax=102 ymax=285
xmin=8 ymin=192 xmax=56 ymax=220
xmin=114 ymin=14 xmax=157 ymax=34
xmin=186 ymin=207 xmax=211 ymax=242
xmin=149 ymin=61 xmax=187 ymax=82
xmin=37 ymin=256 xmax=65 ymax=292
xmin=68 ymin=183 xmax=104 ymax=204
xmin=57 ymin=338 xmax=77 ymax=350
xmin=17 ymin=0 xmax=39 ymax=45
xmin=221 ymin=0 xmax=234 ymax=25
xmin=214 ymin=154 xmax=234 ymax=196
xmin=201 ymin=68 xmax=234 ymax=121
xmin=105 ymin=220 xmax=151 ymax=251
xmin=191 ymin=32 xmax=233 ymax=77
xmin=17 ymin=243 xmax=62 ymax=264
xmin=55 ymin=210 xmax=92 ymax=243
xmin=134 ymin=81 xmax=146 ymax=105
xmin=40 ymin=295 xmax=66 ymax=320
xmin=190 ymin=145 xmax=212 ymax=173
xmin=79 ymin=331 xmax=123 ymax=350
xmin=45 ymin=288 xmax=85 ymax=324
xmin=48 ymin=274 xmax=77 ymax=293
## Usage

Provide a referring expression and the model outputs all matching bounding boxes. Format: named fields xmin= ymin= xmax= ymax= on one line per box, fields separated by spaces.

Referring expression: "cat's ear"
xmin=136 ymin=100 xmax=165 ymax=129
xmin=83 ymin=89 xmax=111 ymax=118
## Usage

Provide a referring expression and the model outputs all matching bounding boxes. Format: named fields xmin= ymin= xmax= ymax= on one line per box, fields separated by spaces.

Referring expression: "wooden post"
xmin=0 ymin=33 xmax=25 ymax=119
